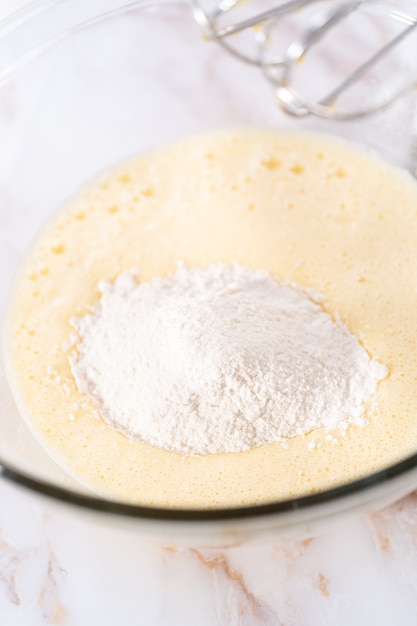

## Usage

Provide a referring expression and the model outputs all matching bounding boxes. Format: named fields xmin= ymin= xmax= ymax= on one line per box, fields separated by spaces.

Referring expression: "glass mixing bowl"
xmin=1 ymin=0 xmax=417 ymax=543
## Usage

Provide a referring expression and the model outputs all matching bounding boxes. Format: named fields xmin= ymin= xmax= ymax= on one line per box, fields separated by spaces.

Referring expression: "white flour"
xmin=69 ymin=264 xmax=387 ymax=455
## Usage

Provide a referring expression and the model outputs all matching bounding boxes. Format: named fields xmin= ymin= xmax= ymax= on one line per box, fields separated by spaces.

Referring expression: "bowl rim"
xmin=1 ymin=452 xmax=417 ymax=523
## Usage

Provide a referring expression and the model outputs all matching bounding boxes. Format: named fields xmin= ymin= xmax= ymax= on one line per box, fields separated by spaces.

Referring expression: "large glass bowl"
xmin=1 ymin=0 xmax=417 ymax=543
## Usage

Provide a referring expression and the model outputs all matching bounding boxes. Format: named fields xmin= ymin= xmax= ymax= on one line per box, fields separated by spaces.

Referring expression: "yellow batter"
xmin=4 ymin=129 xmax=417 ymax=508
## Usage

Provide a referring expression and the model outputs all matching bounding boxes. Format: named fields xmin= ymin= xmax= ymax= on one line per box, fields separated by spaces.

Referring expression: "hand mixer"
xmin=191 ymin=0 xmax=417 ymax=120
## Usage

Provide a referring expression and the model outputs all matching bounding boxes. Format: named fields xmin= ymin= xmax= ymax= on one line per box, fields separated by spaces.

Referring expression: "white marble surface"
xmin=2 ymin=1 xmax=417 ymax=625
xmin=0 ymin=1 xmax=25 ymax=20
xmin=3 ymin=479 xmax=417 ymax=626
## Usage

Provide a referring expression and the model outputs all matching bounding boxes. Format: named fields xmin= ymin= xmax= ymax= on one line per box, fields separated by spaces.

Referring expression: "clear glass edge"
xmin=0 ymin=0 xmax=176 ymax=86
xmin=2 ymin=452 xmax=417 ymax=526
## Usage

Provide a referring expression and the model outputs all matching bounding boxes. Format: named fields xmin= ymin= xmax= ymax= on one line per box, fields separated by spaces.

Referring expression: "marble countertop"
xmin=3 ymin=478 xmax=417 ymax=626
xmin=2 ymin=1 xmax=417 ymax=624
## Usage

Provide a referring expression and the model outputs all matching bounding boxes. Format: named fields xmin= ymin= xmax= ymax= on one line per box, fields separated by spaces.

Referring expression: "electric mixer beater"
xmin=191 ymin=0 xmax=417 ymax=120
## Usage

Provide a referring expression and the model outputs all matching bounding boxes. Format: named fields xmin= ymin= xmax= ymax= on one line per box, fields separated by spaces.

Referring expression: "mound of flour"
xmin=69 ymin=264 xmax=387 ymax=455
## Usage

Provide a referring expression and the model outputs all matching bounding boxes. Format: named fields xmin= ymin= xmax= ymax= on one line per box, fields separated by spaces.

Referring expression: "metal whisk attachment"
xmin=191 ymin=0 xmax=417 ymax=120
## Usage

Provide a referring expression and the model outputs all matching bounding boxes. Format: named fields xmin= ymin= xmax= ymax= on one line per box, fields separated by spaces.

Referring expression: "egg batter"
xmin=5 ymin=129 xmax=417 ymax=508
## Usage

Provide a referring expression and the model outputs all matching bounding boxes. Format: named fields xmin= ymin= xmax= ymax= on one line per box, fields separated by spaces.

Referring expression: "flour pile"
xmin=69 ymin=264 xmax=387 ymax=454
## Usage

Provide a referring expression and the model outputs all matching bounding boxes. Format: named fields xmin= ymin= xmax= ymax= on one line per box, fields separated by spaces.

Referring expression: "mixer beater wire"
xmin=191 ymin=0 xmax=417 ymax=120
